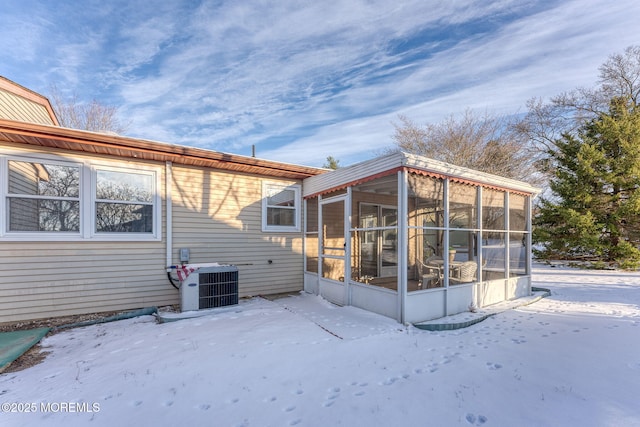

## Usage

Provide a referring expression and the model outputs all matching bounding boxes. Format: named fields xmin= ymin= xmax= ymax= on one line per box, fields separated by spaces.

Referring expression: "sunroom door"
xmin=319 ymin=196 xmax=348 ymax=305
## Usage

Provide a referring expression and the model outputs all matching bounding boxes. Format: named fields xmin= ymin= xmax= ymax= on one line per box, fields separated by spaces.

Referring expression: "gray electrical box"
xmin=179 ymin=248 xmax=190 ymax=263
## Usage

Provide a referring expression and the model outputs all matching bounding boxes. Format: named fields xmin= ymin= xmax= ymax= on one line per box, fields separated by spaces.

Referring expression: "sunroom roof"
xmin=302 ymin=151 xmax=541 ymax=198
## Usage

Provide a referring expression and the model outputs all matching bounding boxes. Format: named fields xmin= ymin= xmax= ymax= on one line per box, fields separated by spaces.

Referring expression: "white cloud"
xmin=3 ymin=0 xmax=640 ymax=167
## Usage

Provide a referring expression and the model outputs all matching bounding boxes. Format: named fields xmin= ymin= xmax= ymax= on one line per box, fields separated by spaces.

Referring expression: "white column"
xmin=398 ymin=170 xmax=408 ymax=324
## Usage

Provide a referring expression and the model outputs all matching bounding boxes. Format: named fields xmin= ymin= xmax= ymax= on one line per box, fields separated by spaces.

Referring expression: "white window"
xmin=6 ymin=159 xmax=81 ymax=233
xmin=94 ymin=168 xmax=155 ymax=234
xmin=262 ymin=183 xmax=301 ymax=232
xmin=2 ymin=154 xmax=160 ymax=240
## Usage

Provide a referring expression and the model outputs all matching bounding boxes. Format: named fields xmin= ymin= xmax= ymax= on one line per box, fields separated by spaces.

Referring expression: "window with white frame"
xmin=95 ymin=168 xmax=154 ymax=233
xmin=7 ymin=159 xmax=81 ymax=232
xmin=2 ymin=155 xmax=159 ymax=240
xmin=262 ymin=182 xmax=301 ymax=232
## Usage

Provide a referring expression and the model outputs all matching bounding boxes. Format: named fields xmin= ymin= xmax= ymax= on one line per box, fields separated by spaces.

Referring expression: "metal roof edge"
xmin=303 ymin=151 xmax=541 ymax=197
xmin=0 ymin=118 xmax=326 ymax=179
xmin=401 ymin=152 xmax=541 ymax=194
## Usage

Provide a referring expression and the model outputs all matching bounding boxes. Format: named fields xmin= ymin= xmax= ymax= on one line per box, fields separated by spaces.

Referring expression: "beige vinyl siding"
xmin=0 ymin=142 xmax=306 ymax=323
xmin=0 ymin=88 xmax=56 ymax=125
xmin=0 ymin=144 xmax=170 ymax=323
xmin=171 ymin=165 xmax=304 ymax=297
xmin=0 ymin=241 xmax=174 ymax=323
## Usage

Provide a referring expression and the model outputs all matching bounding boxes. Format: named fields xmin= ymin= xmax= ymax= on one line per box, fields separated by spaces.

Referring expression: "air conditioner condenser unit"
xmin=180 ymin=265 xmax=239 ymax=312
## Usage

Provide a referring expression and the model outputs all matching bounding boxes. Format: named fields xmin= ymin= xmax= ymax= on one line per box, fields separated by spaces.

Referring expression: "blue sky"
xmin=1 ymin=0 xmax=639 ymax=168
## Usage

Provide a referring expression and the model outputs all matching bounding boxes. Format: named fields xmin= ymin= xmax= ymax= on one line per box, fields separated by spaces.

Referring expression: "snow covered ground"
xmin=1 ymin=263 xmax=640 ymax=427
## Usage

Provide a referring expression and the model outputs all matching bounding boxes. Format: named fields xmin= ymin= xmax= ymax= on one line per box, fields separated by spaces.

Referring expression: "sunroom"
xmin=302 ymin=152 xmax=539 ymax=324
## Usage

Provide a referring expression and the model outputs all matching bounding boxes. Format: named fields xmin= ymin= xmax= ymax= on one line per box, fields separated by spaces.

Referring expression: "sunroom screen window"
xmin=482 ymin=188 xmax=505 ymax=230
xmin=509 ymin=193 xmax=528 ymax=231
xmin=305 ymin=197 xmax=319 ymax=273
xmin=449 ymin=182 xmax=477 ymax=229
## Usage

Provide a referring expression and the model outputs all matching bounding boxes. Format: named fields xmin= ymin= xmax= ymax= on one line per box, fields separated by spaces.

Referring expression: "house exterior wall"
xmin=0 ymin=87 xmax=56 ymax=126
xmin=170 ymin=165 xmax=305 ymax=297
xmin=0 ymin=143 xmax=170 ymax=323
xmin=0 ymin=240 xmax=171 ymax=322
xmin=0 ymin=142 xmax=305 ymax=324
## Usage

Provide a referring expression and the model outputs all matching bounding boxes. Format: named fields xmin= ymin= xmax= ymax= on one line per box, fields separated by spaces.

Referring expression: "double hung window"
xmin=2 ymin=155 xmax=159 ymax=240
xmin=7 ymin=160 xmax=80 ymax=232
xmin=262 ymin=183 xmax=301 ymax=232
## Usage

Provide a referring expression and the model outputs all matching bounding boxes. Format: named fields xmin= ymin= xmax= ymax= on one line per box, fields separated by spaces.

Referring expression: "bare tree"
xmin=389 ymin=110 xmax=540 ymax=183
xmin=599 ymin=45 xmax=640 ymax=106
xmin=517 ymin=45 xmax=640 ymax=153
xmin=48 ymin=84 xmax=129 ymax=134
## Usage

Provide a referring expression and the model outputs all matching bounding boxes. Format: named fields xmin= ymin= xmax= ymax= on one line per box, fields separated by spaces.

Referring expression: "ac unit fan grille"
xmin=198 ymin=270 xmax=239 ymax=309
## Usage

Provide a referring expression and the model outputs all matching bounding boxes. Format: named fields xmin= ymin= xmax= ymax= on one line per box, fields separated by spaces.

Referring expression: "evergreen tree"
xmin=534 ymin=97 xmax=640 ymax=268
xmin=323 ymin=156 xmax=341 ymax=170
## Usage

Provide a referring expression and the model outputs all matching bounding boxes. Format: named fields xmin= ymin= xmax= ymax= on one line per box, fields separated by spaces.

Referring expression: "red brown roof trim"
xmin=0 ymin=119 xmax=325 ymax=180
xmin=406 ymin=167 xmax=532 ymax=195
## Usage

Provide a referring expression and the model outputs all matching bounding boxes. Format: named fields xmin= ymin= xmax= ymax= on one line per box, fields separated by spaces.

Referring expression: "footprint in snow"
xmin=465 ymin=413 xmax=488 ymax=425
xmin=381 ymin=377 xmax=399 ymax=386
xmin=627 ymin=362 xmax=640 ymax=371
xmin=324 ymin=386 xmax=341 ymax=406
xmin=486 ymin=362 xmax=502 ymax=370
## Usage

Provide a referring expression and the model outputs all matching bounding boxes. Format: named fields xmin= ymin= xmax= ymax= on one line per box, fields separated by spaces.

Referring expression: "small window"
xmin=7 ymin=160 xmax=80 ymax=232
xmin=263 ymin=183 xmax=300 ymax=232
xmin=94 ymin=168 xmax=155 ymax=233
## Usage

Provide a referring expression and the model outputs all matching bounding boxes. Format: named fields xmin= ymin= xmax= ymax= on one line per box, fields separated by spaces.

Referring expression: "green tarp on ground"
xmin=0 ymin=327 xmax=50 ymax=372
xmin=0 ymin=307 xmax=158 ymax=373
